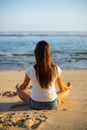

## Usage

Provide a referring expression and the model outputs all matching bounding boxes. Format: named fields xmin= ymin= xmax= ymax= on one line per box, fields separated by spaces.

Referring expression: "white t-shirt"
xmin=26 ymin=65 xmax=62 ymax=102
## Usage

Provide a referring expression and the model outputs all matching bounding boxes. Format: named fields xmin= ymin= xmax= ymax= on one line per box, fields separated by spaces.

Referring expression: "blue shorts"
xmin=29 ymin=97 xmax=58 ymax=110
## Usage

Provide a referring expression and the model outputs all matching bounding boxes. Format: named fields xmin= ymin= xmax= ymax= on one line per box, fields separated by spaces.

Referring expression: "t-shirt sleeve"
xmin=57 ymin=66 xmax=62 ymax=77
xmin=25 ymin=66 xmax=33 ymax=78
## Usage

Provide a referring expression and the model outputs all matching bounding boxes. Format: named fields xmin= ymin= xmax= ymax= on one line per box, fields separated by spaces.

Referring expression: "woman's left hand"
xmin=65 ymin=81 xmax=72 ymax=90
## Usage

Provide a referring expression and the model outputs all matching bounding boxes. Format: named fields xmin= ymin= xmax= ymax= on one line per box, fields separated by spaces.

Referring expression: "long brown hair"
xmin=34 ymin=40 xmax=58 ymax=89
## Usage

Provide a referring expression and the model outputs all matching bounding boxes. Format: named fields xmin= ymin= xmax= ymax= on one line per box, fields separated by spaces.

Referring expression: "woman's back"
xmin=26 ymin=65 xmax=62 ymax=102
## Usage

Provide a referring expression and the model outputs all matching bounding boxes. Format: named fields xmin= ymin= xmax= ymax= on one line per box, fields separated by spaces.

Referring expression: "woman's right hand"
xmin=15 ymin=83 xmax=21 ymax=90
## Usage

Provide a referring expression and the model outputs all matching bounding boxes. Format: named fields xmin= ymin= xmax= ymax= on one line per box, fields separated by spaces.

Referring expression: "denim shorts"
xmin=29 ymin=97 xmax=58 ymax=110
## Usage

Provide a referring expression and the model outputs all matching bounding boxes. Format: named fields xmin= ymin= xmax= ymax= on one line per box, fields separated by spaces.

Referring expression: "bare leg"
xmin=16 ymin=89 xmax=31 ymax=104
xmin=57 ymin=81 xmax=72 ymax=104
xmin=57 ymin=89 xmax=71 ymax=104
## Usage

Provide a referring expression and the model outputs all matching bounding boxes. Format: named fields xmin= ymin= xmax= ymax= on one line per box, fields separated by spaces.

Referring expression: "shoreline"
xmin=0 ymin=68 xmax=87 ymax=71
xmin=0 ymin=70 xmax=87 ymax=130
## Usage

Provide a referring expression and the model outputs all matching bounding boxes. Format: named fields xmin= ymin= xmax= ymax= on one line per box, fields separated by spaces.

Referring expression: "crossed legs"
xmin=16 ymin=88 xmax=71 ymax=105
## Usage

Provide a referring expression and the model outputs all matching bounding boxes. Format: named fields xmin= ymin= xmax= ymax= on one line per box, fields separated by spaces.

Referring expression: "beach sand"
xmin=0 ymin=70 xmax=87 ymax=130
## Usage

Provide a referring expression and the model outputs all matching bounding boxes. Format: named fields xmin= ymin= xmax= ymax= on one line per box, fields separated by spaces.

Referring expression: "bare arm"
xmin=16 ymin=74 xmax=30 ymax=90
xmin=56 ymin=75 xmax=72 ymax=91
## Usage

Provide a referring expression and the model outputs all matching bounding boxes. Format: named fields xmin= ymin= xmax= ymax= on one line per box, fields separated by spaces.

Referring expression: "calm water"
xmin=0 ymin=32 xmax=87 ymax=70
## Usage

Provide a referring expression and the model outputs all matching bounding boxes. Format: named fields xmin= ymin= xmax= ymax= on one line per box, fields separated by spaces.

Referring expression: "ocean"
xmin=0 ymin=32 xmax=87 ymax=70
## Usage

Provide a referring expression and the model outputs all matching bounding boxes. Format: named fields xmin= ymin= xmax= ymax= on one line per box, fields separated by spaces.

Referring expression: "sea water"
xmin=0 ymin=32 xmax=87 ymax=70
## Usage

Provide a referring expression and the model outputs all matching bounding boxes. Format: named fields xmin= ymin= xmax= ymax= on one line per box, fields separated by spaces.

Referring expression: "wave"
xmin=0 ymin=32 xmax=87 ymax=37
xmin=0 ymin=53 xmax=34 ymax=57
xmin=70 ymin=52 xmax=87 ymax=57
xmin=74 ymin=52 xmax=87 ymax=55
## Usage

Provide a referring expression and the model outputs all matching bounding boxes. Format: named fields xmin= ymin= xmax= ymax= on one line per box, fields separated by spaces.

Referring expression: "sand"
xmin=0 ymin=70 xmax=87 ymax=130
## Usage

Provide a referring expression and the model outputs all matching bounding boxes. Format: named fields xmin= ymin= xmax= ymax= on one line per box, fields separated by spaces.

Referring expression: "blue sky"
xmin=0 ymin=0 xmax=87 ymax=32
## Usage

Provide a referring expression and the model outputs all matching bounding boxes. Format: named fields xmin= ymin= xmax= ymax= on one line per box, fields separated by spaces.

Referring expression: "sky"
xmin=0 ymin=0 xmax=87 ymax=32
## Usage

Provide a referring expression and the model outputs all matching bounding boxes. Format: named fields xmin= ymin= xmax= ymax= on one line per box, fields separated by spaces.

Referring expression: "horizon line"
xmin=0 ymin=31 xmax=87 ymax=33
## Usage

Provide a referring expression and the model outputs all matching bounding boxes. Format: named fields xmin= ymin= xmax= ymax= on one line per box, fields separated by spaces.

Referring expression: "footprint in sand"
xmin=24 ymin=115 xmax=48 ymax=129
xmin=0 ymin=112 xmax=48 ymax=130
xmin=2 ymin=91 xmax=17 ymax=97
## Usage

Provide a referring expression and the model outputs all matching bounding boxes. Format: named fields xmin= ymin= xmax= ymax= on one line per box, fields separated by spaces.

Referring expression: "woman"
xmin=16 ymin=40 xmax=72 ymax=110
